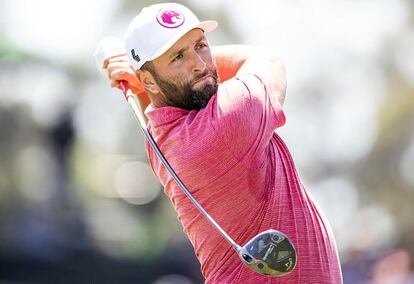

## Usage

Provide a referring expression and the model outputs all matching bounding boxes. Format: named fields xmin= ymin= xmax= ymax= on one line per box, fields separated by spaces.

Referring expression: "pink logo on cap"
xmin=156 ymin=8 xmax=185 ymax=28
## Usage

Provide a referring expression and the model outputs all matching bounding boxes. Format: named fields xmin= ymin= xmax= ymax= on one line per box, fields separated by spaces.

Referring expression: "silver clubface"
xmin=94 ymin=37 xmax=297 ymax=278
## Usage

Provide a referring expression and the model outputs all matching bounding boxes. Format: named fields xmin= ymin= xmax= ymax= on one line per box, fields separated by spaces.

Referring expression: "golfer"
xmin=100 ymin=3 xmax=343 ymax=283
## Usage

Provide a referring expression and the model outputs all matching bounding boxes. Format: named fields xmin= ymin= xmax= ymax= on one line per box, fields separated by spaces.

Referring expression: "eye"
xmin=196 ymin=42 xmax=208 ymax=50
xmin=172 ymin=53 xmax=183 ymax=62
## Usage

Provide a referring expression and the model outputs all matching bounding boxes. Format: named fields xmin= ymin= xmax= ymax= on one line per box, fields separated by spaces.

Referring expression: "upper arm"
xmin=236 ymin=49 xmax=287 ymax=106
xmin=210 ymin=73 xmax=286 ymax=168
xmin=212 ymin=45 xmax=287 ymax=106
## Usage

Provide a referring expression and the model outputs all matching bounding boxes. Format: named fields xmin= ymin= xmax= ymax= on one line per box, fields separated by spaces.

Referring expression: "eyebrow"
xmin=169 ymin=35 xmax=206 ymax=60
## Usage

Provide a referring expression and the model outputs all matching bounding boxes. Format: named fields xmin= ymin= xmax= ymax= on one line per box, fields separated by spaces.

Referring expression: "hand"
xmin=102 ymin=53 xmax=146 ymax=95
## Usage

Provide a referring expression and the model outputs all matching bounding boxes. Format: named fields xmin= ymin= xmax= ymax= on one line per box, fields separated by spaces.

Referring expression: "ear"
xmin=136 ymin=70 xmax=160 ymax=94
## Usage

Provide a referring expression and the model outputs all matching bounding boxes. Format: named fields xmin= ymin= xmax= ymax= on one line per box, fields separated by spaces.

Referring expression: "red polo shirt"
xmin=145 ymin=73 xmax=343 ymax=283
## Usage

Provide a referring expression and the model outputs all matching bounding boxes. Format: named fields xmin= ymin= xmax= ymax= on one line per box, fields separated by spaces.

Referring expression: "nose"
xmin=191 ymin=52 xmax=207 ymax=73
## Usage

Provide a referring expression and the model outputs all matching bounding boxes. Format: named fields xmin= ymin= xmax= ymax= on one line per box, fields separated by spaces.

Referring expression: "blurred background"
xmin=0 ymin=0 xmax=413 ymax=283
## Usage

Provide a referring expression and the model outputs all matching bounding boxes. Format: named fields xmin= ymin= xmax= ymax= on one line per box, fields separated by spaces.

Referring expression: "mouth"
xmin=193 ymin=74 xmax=212 ymax=85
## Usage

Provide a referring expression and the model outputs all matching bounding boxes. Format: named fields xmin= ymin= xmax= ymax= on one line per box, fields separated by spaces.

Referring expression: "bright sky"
xmin=2 ymin=0 xmax=117 ymax=60
xmin=2 ymin=0 xmax=408 ymax=63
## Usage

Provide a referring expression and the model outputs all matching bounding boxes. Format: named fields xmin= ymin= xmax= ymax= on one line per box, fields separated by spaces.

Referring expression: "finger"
xmin=111 ymin=69 xmax=140 ymax=85
xmin=110 ymin=66 xmax=136 ymax=78
xmin=111 ymin=80 xmax=119 ymax=87
xmin=108 ymin=55 xmax=129 ymax=65
xmin=107 ymin=67 xmax=133 ymax=82
xmin=106 ymin=63 xmax=131 ymax=81
xmin=102 ymin=53 xmax=127 ymax=69
xmin=106 ymin=61 xmax=132 ymax=75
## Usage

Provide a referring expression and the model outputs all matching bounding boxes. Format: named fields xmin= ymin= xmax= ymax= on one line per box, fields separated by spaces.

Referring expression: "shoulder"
xmin=216 ymin=73 xmax=281 ymax=115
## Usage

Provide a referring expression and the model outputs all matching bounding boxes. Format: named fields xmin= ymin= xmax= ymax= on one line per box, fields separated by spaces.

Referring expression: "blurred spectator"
xmin=368 ymin=248 xmax=414 ymax=284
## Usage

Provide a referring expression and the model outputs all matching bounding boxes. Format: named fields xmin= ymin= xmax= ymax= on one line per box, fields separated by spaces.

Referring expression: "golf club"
xmin=94 ymin=37 xmax=297 ymax=277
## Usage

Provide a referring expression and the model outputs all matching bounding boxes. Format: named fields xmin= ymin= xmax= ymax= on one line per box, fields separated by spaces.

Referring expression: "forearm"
xmin=212 ymin=45 xmax=253 ymax=82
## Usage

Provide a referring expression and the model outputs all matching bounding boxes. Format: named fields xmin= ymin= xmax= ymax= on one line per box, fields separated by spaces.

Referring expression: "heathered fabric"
xmin=144 ymin=74 xmax=343 ymax=283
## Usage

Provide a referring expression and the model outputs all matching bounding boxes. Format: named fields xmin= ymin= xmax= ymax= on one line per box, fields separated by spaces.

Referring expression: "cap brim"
xmin=147 ymin=20 xmax=218 ymax=62
xmin=198 ymin=20 xmax=218 ymax=33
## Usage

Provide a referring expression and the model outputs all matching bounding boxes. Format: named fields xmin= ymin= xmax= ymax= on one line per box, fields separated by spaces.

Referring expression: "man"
xmin=101 ymin=3 xmax=343 ymax=283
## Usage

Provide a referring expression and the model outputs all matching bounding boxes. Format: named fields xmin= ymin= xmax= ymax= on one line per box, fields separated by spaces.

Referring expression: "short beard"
xmin=151 ymin=68 xmax=219 ymax=111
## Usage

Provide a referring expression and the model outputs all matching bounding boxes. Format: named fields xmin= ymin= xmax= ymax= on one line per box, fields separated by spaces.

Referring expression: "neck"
xmin=147 ymin=91 xmax=168 ymax=109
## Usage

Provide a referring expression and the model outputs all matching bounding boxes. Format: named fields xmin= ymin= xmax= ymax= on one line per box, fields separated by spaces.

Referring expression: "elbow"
xmin=269 ymin=55 xmax=287 ymax=106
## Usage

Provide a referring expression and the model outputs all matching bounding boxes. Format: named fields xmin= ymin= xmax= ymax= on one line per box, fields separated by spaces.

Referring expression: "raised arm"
xmin=212 ymin=45 xmax=286 ymax=106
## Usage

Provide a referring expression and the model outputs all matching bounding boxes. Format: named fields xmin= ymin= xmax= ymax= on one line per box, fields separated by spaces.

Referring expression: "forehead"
xmin=159 ymin=29 xmax=206 ymax=58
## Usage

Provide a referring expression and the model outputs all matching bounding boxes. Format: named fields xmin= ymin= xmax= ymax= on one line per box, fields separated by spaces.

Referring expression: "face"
xmin=146 ymin=29 xmax=218 ymax=111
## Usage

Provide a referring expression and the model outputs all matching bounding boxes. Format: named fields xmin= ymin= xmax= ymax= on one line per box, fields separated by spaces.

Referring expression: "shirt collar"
xmin=145 ymin=104 xmax=190 ymax=127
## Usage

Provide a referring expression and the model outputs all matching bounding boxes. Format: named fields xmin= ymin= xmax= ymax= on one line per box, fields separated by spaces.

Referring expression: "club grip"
xmin=120 ymin=80 xmax=133 ymax=101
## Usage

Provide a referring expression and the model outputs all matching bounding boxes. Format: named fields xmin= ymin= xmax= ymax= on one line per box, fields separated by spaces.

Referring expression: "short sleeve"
xmin=209 ymin=73 xmax=285 ymax=168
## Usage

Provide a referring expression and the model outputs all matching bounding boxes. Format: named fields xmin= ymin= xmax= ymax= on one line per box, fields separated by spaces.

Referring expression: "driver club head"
xmin=238 ymin=229 xmax=297 ymax=277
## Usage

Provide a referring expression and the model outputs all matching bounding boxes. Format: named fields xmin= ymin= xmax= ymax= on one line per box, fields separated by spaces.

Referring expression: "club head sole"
xmin=238 ymin=229 xmax=297 ymax=276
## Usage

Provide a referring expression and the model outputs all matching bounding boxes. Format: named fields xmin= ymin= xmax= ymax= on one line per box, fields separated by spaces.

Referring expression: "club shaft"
xmin=121 ymin=83 xmax=240 ymax=251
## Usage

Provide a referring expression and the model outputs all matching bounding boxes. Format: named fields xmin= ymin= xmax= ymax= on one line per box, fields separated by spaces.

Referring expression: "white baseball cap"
xmin=124 ymin=3 xmax=218 ymax=71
